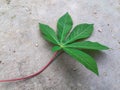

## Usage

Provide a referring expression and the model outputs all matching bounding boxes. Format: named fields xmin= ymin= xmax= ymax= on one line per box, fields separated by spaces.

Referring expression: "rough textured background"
xmin=0 ymin=0 xmax=120 ymax=90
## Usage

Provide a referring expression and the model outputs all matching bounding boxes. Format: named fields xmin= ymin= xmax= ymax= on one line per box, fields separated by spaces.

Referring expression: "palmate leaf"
xmin=39 ymin=23 xmax=59 ymax=44
xmin=57 ymin=12 xmax=73 ymax=43
xmin=63 ymin=47 xmax=99 ymax=75
xmin=65 ymin=41 xmax=109 ymax=50
xmin=65 ymin=24 xmax=93 ymax=44
xmin=39 ymin=12 xmax=109 ymax=76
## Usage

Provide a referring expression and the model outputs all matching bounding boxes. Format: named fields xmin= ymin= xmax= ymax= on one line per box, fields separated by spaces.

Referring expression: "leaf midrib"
xmin=60 ymin=14 xmax=68 ymax=43
xmin=45 ymin=29 xmax=59 ymax=44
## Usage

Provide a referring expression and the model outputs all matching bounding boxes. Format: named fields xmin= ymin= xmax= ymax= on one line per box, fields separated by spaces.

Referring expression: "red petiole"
xmin=0 ymin=51 xmax=62 ymax=82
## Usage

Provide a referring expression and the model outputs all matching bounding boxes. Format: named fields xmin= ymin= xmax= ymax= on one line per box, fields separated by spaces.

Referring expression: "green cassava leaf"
xmin=57 ymin=12 xmax=73 ymax=43
xmin=39 ymin=12 xmax=109 ymax=76
xmin=65 ymin=24 xmax=93 ymax=44
xmin=39 ymin=23 xmax=59 ymax=44
xmin=52 ymin=46 xmax=61 ymax=52
xmin=65 ymin=41 xmax=109 ymax=50
xmin=63 ymin=47 xmax=99 ymax=75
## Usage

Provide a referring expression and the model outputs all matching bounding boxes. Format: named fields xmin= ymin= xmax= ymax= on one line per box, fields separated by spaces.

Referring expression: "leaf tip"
xmin=39 ymin=23 xmax=45 ymax=26
xmin=65 ymin=12 xmax=71 ymax=17
xmin=65 ymin=12 xmax=69 ymax=15
xmin=96 ymin=70 xmax=99 ymax=76
xmin=39 ymin=22 xmax=42 ymax=25
xmin=105 ymin=46 xmax=110 ymax=50
xmin=101 ymin=45 xmax=110 ymax=50
xmin=93 ymin=67 xmax=99 ymax=76
xmin=39 ymin=23 xmax=43 ymax=28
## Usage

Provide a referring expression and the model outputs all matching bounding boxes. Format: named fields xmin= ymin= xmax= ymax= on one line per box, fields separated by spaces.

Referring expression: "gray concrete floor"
xmin=0 ymin=0 xmax=120 ymax=90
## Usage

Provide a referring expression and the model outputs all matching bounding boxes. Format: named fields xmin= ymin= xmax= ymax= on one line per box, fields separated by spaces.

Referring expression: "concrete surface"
xmin=0 ymin=0 xmax=120 ymax=90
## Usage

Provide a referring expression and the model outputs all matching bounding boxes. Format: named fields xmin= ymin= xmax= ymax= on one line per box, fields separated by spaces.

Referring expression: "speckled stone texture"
xmin=0 ymin=0 xmax=120 ymax=90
